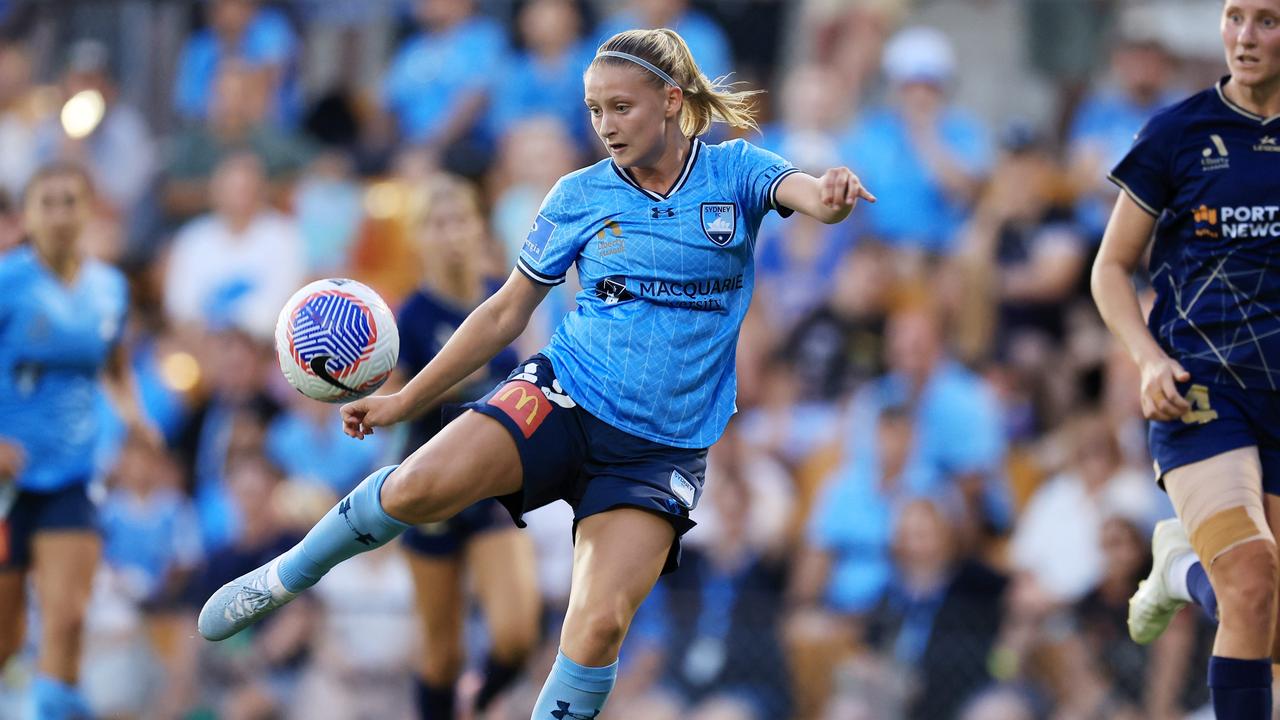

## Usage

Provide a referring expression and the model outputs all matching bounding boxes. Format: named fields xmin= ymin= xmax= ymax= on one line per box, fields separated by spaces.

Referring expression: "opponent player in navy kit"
xmin=0 ymin=164 xmax=148 ymax=719
xmin=396 ymin=174 xmax=540 ymax=718
xmin=1092 ymin=1 xmax=1280 ymax=717
xmin=200 ymin=28 xmax=873 ymax=719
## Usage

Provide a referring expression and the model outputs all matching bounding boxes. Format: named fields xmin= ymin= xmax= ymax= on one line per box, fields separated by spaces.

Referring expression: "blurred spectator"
xmin=381 ymin=0 xmax=506 ymax=166
xmin=794 ymin=0 xmax=910 ymax=107
xmin=164 ymin=60 xmax=315 ymax=221
xmin=486 ymin=117 xmax=582 ymax=355
xmin=172 ymin=327 xmax=281 ymax=552
xmin=266 ymin=389 xmax=386 ymax=497
xmin=490 ymin=0 xmax=594 ymax=148
xmin=597 ymin=0 xmax=732 ymax=80
xmin=291 ymin=546 xmax=418 ymax=720
xmin=0 ymin=42 xmax=43 ymax=199
xmin=863 ymin=496 xmax=1008 ymax=720
xmin=0 ymin=185 xmax=20 ymax=252
xmin=780 ymin=241 xmax=891 ymax=403
xmin=1009 ymin=411 xmax=1163 ymax=605
xmin=100 ymin=435 xmax=203 ymax=610
xmin=622 ymin=466 xmax=791 ymax=718
xmin=841 ymin=27 xmax=991 ymax=254
xmin=186 ymin=453 xmax=312 ymax=720
xmin=956 ymin=684 xmax=1041 ymax=720
xmin=734 ymin=352 xmax=841 ymax=471
xmin=1066 ymin=516 xmax=1208 ymax=718
xmin=845 ymin=304 xmax=1010 ymax=534
xmin=163 ymin=152 xmax=305 ymax=341
xmin=347 ymin=145 xmax=439 ymax=304
xmin=174 ymin=0 xmax=301 ymax=126
xmin=785 ymin=403 xmax=941 ymax=720
xmin=291 ymin=150 xmax=364 ymax=275
xmin=35 ymin=40 xmax=155 ymax=223
xmin=1068 ymin=29 xmax=1181 ymax=244
xmin=755 ymin=213 xmax=853 ymax=332
xmin=954 ymin=124 xmax=1087 ymax=364
xmin=759 ymin=64 xmax=849 ymax=175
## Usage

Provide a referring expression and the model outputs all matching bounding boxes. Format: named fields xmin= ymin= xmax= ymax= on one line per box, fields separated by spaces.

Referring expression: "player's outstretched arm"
xmin=1091 ymin=192 xmax=1190 ymax=421
xmin=342 ymin=270 xmax=552 ymax=438
xmin=774 ymin=167 xmax=876 ymax=224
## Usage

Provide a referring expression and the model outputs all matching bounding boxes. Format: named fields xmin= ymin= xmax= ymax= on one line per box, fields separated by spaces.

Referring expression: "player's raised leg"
xmin=198 ymin=410 xmax=523 ymax=640
xmin=530 ymin=508 xmax=674 ymax=719
xmin=1129 ymin=518 xmax=1218 ymax=643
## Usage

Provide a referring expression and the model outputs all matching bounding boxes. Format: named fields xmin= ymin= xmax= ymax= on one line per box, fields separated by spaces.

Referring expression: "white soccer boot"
xmin=1128 ymin=518 xmax=1194 ymax=644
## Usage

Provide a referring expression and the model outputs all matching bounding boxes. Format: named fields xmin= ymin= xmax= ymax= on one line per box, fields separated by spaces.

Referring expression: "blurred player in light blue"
xmin=200 ymin=28 xmax=874 ymax=719
xmin=0 ymin=164 xmax=152 ymax=719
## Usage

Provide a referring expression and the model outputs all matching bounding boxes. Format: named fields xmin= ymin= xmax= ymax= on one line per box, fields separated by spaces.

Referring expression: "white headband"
xmin=596 ymin=50 xmax=679 ymax=88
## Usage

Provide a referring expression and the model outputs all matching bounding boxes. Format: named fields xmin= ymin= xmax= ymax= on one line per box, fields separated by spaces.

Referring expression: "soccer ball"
xmin=274 ymin=278 xmax=399 ymax=403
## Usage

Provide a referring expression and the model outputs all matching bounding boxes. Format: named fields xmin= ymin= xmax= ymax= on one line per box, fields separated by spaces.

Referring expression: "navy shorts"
xmin=402 ymin=498 xmax=515 ymax=557
xmin=466 ymin=354 xmax=707 ymax=574
xmin=0 ymin=483 xmax=98 ymax=570
xmin=1150 ymin=380 xmax=1280 ymax=494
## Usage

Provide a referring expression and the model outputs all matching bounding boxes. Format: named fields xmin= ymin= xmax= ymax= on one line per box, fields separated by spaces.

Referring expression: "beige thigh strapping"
xmin=1164 ymin=446 xmax=1274 ymax=566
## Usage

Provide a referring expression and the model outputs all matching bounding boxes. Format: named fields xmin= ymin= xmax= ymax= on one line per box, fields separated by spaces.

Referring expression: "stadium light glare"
xmin=60 ymin=89 xmax=105 ymax=139
xmin=159 ymin=351 xmax=201 ymax=393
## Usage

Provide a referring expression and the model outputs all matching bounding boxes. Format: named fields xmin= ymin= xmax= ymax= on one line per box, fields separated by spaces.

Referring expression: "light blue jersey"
xmin=0 ymin=246 xmax=128 ymax=491
xmin=517 ymin=138 xmax=799 ymax=448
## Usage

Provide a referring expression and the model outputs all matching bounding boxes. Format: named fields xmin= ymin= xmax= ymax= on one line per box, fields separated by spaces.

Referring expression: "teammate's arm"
xmin=1091 ymin=192 xmax=1191 ymax=421
xmin=103 ymin=342 xmax=162 ymax=447
xmin=342 ymin=270 xmax=552 ymax=438
xmin=774 ymin=168 xmax=876 ymax=224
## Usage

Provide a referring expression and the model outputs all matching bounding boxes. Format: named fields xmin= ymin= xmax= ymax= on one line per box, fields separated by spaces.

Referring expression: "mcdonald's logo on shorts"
xmin=488 ymin=380 xmax=552 ymax=438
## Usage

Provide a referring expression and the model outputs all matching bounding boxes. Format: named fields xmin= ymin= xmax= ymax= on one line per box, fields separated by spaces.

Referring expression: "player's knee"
xmin=422 ymin=639 xmax=465 ymax=685
xmin=570 ymin=605 xmax=630 ymax=657
xmin=1215 ymin=540 xmax=1278 ymax=625
xmin=381 ymin=462 xmax=456 ymax=524
xmin=489 ymin=616 xmax=539 ymax=664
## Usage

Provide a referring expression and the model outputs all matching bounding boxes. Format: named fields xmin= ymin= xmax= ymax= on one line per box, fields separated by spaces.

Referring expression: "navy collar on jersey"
xmin=611 ymin=138 xmax=702 ymax=201
xmin=1216 ymin=76 xmax=1280 ymax=125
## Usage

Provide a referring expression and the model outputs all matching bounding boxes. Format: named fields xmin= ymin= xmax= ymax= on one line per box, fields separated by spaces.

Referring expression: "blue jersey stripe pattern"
xmin=517 ymin=138 xmax=797 ymax=447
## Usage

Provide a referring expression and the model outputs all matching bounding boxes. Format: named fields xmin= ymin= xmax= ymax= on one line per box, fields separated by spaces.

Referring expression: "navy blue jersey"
xmin=0 ymin=246 xmax=128 ymax=490
xmin=1110 ymin=78 xmax=1280 ymax=390
xmin=518 ymin=138 xmax=798 ymax=448
xmin=397 ymin=283 xmax=519 ymax=444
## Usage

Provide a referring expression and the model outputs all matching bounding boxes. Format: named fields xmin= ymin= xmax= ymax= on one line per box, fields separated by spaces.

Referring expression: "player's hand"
xmin=341 ymin=393 xmax=411 ymax=439
xmin=0 ymin=439 xmax=24 ymax=479
xmin=819 ymin=167 xmax=876 ymax=210
xmin=1138 ymin=355 xmax=1192 ymax=421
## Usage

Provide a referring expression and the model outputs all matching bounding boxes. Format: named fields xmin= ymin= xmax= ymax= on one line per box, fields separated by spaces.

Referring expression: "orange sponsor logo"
xmin=1193 ymin=204 xmax=1220 ymax=238
xmin=488 ymin=380 xmax=551 ymax=438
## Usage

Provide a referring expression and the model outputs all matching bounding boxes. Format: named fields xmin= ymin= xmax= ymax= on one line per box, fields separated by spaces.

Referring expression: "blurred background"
xmin=0 ymin=0 xmax=1235 ymax=718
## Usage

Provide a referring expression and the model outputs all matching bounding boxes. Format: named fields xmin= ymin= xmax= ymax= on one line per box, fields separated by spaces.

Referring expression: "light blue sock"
xmin=530 ymin=650 xmax=617 ymax=719
xmin=276 ymin=465 xmax=410 ymax=593
xmin=31 ymin=674 xmax=91 ymax=720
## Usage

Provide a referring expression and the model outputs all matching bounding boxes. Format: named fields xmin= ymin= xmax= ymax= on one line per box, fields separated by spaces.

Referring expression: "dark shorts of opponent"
xmin=463 ymin=354 xmax=707 ymax=574
xmin=1149 ymin=380 xmax=1280 ymax=495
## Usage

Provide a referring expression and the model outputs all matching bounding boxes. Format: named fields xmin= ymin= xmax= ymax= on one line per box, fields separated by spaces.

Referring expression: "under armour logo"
xmin=650 ymin=206 xmax=676 ymax=218
xmin=551 ymin=701 xmax=600 ymax=719
xmin=338 ymin=497 xmax=377 ymax=546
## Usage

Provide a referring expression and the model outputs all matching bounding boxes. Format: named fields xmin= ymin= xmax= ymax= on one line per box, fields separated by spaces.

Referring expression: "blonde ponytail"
xmin=593 ymin=28 xmax=761 ymax=138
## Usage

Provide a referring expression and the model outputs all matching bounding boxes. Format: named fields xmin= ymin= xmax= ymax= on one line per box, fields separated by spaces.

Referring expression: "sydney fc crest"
xmin=700 ymin=202 xmax=736 ymax=246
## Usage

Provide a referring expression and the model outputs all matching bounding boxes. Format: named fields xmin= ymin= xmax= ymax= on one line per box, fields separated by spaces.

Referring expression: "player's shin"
xmin=276 ymin=464 xmax=412 ymax=593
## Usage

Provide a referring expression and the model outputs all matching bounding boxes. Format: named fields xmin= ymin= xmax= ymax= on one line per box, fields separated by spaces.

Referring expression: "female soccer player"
xmin=397 ymin=174 xmax=540 ymax=718
xmin=1092 ymin=1 xmax=1280 ymax=716
xmin=201 ymin=28 xmax=873 ymax=719
xmin=0 ymin=164 xmax=149 ymax=719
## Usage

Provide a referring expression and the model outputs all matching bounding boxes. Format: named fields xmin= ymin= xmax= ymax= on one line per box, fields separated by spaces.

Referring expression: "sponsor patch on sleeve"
xmin=522 ymin=213 xmax=557 ymax=261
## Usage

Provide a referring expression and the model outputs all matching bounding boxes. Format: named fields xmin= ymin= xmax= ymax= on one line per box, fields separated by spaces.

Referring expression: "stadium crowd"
xmin=0 ymin=0 xmax=1237 ymax=718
